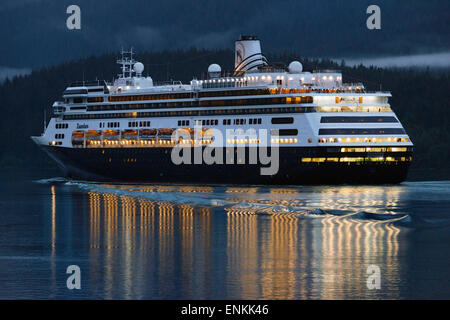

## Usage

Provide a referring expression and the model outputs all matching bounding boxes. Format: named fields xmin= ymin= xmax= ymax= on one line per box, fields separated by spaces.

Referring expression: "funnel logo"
xmin=235 ymin=43 xmax=245 ymax=68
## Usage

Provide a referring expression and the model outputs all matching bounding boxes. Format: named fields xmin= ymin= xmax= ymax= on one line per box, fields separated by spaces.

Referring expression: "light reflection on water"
xmin=49 ymin=182 xmax=417 ymax=299
xmin=2 ymin=176 xmax=450 ymax=299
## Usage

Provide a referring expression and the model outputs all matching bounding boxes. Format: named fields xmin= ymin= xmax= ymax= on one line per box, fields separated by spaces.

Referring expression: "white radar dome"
xmin=208 ymin=63 xmax=221 ymax=73
xmin=288 ymin=61 xmax=303 ymax=73
xmin=133 ymin=62 xmax=144 ymax=74
xmin=208 ymin=63 xmax=221 ymax=78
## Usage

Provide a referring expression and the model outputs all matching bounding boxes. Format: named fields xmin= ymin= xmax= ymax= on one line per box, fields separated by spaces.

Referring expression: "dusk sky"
xmin=0 ymin=0 xmax=448 ymax=73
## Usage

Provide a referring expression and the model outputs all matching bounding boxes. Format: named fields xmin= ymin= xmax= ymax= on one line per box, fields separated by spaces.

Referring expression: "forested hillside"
xmin=0 ymin=49 xmax=449 ymax=179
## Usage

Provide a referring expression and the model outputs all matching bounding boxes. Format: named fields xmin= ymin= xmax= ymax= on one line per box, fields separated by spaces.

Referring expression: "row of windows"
xmin=178 ymin=120 xmax=190 ymax=126
xmin=80 ymin=88 xmax=369 ymax=104
xmin=82 ymin=103 xmax=391 ymax=116
xmin=55 ymin=123 xmax=68 ymax=129
xmin=87 ymin=97 xmax=104 ymax=103
xmin=223 ymin=138 xmax=298 ymax=145
xmin=320 ymin=116 xmax=398 ymax=123
xmin=63 ymin=89 xmax=87 ymax=95
xmin=249 ymin=118 xmax=262 ymax=125
xmin=107 ymin=122 xmax=120 ymax=128
xmin=340 ymin=147 xmax=409 ymax=152
xmin=193 ymin=119 xmax=219 ymax=126
xmin=108 ymin=92 xmax=191 ymax=102
xmin=199 ymin=97 xmax=312 ymax=107
xmin=318 ymin=128 xmax=406 ymax=135
xmin=198 ymin=89 xmax=270 ymax=98
xmin=63 ymin=106 xmax=314 ymax=120
xmin=318 ymin=137 xmax=410 ymax=143
xmin=301 ymin=156 xmax=412 ymax=163
xmin=202 ymin=81 xmax=239 ymax=89
xmin=285 ymin=97 xmax=311 ymax=104
xmin=101 ymin=89 xmax=276 ymax=103
xmin=270 ymin=138 xmax=298 ymax=144
xmin=205 ymin=119 xmax=218 ymax=126
xmin=316 ymin=106 xmax=392 ymax=113
xmin=86 ymin=96 xmax=313 ymax=112
xmin=192 ymin=118 xmax=256 ymax=126
xmin=54 ymin=134 xmax=65 ymax=139
xmin=129 ymin=121 xmax=151 ymax=128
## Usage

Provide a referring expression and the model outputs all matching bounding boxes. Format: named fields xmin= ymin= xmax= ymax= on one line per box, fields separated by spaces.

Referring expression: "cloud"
xmin=0 ymin=66 xmax=32 ymax=82
xmin=337 ymin=52 xmax=450 ymax=68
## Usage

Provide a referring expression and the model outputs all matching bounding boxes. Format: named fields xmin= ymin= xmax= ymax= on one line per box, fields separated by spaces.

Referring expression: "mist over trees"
xmin=0 ymin=49 xmax=448 ymax=179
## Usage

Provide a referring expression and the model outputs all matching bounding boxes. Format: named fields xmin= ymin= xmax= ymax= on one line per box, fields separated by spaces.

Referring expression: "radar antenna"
xmin=117 ymin=47 xmax=136 ymax=79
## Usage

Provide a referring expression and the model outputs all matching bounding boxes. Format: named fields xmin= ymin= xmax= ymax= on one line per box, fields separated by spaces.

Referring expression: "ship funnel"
xmin=234 ymin=35 xmax=268 ymax=74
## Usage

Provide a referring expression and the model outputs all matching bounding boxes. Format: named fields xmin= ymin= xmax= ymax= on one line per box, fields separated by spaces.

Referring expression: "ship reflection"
xmin=51 ymin=183 xmax=408 ymax=299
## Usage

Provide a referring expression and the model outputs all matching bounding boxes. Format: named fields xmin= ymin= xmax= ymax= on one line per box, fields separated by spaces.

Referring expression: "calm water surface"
xmin=0 ymin=169 xmax=449 ymax=299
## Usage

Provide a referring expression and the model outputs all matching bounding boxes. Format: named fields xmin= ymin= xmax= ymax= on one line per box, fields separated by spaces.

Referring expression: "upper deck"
xmin=55 ymin=38 xmax=390 ymax=117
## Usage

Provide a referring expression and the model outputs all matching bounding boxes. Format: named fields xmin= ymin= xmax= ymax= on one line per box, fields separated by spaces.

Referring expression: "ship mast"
xmin=117 ymin=47 xmax=136 ymax=79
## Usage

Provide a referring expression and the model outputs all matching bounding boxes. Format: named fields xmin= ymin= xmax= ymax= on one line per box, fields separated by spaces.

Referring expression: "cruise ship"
xmin=31 ymin=36 xmax=413 ymax=184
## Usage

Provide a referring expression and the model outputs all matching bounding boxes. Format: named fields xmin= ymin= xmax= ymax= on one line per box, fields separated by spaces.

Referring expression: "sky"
xmin=0 ymin=0 xmax=449 ymax=78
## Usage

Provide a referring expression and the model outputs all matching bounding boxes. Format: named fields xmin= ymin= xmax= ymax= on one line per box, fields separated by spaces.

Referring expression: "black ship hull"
xmin=40 ymin=145 xmax=412 ymax=185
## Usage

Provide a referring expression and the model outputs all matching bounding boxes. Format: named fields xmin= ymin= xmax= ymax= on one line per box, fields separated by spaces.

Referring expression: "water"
xmin=0 ymin=169 xmax=449 ymax=299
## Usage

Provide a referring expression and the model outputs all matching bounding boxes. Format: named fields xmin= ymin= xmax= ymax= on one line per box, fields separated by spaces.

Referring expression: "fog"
xmin=337 ymin=52 xmax=450 ymax=69
xmin=0 ymin=66 xmax=32 ymax=82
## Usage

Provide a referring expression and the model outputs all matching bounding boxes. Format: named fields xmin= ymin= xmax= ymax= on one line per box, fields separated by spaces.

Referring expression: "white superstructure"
xmin=32 ymin=35 xmax=413 ymax=184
